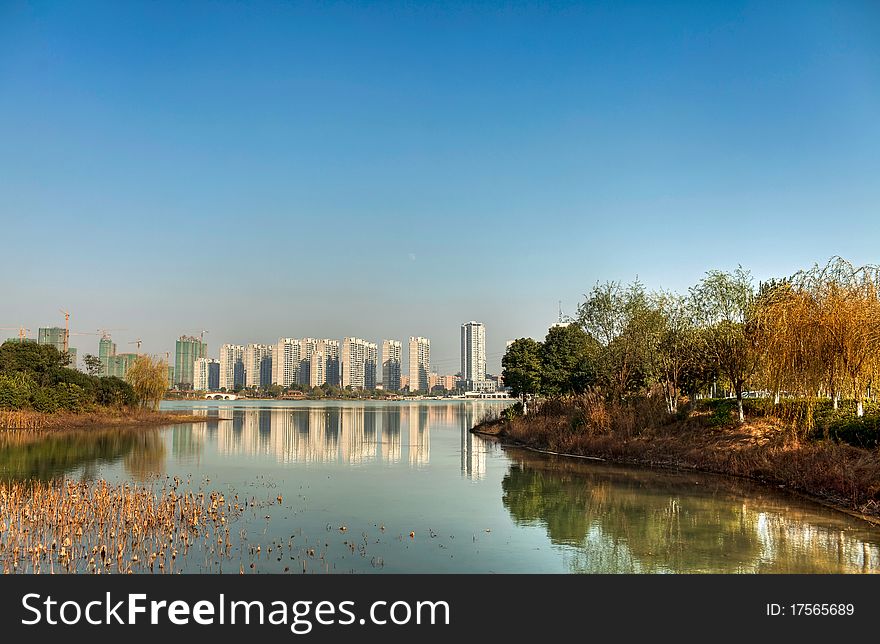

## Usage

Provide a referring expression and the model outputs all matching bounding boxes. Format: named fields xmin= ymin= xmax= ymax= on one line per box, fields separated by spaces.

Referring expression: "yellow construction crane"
xmin=59 ymin=308 xmax=70 ymax=353
xmin=0 ymin=326 xmax=30 ymax=343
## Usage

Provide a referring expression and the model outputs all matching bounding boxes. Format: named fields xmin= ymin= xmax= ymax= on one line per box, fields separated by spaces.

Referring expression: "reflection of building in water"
xmin=218 ymin=408 xmax=341 ymax=463
xmin=340 ymin=406 xmax=377 ymax=463
xmin=405 ymin=404 xmax=430 ymax=465
xmin=379 ymin=407 xmax=402 ymax=462
xmin=171 ymin=425 xmax=206 ymax=462
xmin=460 ymin=406 xmax=486 ymax=480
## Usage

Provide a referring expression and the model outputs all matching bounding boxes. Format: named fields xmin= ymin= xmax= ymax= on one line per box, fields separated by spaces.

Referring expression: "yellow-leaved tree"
xmin=126 ymin=355 xmax=169 ymax=410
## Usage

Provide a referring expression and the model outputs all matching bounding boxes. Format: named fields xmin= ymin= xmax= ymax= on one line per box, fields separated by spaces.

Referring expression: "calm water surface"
xmin=2 ymin=400 xmax=878 ymax=573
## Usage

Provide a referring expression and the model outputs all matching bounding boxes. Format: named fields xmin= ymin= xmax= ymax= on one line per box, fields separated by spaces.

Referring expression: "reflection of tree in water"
xmin=123 ymin=431 xmax=167 ymax=480
xmin=502 ymin=450 xmax=880 ymax=573
xmin=0 ymin=428 xmax=166 ymax=481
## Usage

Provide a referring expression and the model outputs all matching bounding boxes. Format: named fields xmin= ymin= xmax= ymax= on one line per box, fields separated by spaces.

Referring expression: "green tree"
xmin=578 ymin=280 xmax=659 ymax=398
xmin=83 ymin=353 xmax=104 ymax=377
xmin=653 ymin=292 xmax=698 ymax=412
xmin=690 ymin=267 xmax=759 ymax=423
xmin=540 ymin=325 xmax=597 ymax=396
xmin=0 ymin=342 xmax=67 ymax=386
xmin=502 ymin=338 xmax=543 ymax=397
xmin=126 ymin=355 xmax=170 ymax=410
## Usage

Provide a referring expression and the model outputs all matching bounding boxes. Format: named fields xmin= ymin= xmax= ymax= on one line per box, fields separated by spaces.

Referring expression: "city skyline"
xmin=4 ymin=3 xmax=878 ymax=373
xmin=9 ymin=319 xmax=508 ymax=386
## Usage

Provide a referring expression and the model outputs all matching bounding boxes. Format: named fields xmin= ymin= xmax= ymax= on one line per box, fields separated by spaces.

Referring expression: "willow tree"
xmin=126 ymin=355 xmax=170 ymax=410
xmin=793 ymin=258 xmax=880 ymax=416
xmin=691 ymin=267 xmax=759 ymax=423
xmin=754 ymin=280 xmax=825 ymax=405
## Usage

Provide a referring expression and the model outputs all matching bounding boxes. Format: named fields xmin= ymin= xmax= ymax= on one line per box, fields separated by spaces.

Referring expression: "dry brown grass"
xmin=479 ymin=395 xmax=880 ymax=518
xmin=0 ymin=478 xmax=242 ymax=574
xmin=0 ymin=409 xmax=208 ymax=431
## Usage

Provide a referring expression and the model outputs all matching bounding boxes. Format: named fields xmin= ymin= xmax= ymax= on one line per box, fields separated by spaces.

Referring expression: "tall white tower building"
xmin=382 ymin=340 xmax=402 ymax=391
xmin=244 ymin=343 xmax=273 ymax=388
xmin=461 ymin=321 xmax=486 ymax=391
xmin=272 ymin=338 xmax=301 ymax=387
xmin=219 ymin=344 xmax=245 ymax=390
xmin=341 ymin=337 xmax=377 ymax=390
xmin=408 ymin=336 xmax=431 ymax=392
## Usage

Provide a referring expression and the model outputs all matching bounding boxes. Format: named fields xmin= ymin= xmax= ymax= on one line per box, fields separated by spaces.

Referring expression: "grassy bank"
xmin=0 ymin=408 xmax=209 ymax=431
xmin=473 ymin=396 xmax=880 ymax=521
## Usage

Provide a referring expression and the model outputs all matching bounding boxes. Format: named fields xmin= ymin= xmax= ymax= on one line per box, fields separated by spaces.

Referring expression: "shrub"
xmin=824 ymin=414 xmax=880 ymax=448
xmin=0 ymin=373 xmax=34 ymax=410
xmin=96 ymin=377 xmax=137 ymax=408
xmin=503 ymin=402 xmax=524 ymax=420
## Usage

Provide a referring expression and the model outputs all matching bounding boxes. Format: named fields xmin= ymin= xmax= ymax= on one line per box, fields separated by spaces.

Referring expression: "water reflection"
xmin=501 ymin=450 xmax=880 ymax=573
xmin=173 ymin=404 xmax=459 ymax=467
xmin=0 ymin=428 xmax=166 ymax=481
xmin=460 ymin=404 xmax=487 ymax=480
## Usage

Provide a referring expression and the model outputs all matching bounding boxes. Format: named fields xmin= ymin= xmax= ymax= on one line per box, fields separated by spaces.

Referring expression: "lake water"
xmin=2 ymin=399 xmax=878 ymax=573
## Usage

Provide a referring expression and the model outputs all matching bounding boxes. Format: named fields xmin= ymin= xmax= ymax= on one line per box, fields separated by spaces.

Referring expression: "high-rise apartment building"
xmin=317 ymin=339 xmax=340 ymax=386
xmin=244 ymin=344 xmax=273 ymax=388
xmin=299 ymin=338 xmax=319 ymax=385
xmin=38 ymin=327 xmax=66 ymax=352
xmin=309 ymin=351 xmax=325 ymax=388
xmin=174 ymin=335 xmax=208 ymax=389
xmin=193 ymin=357 xmax=210 ymax=391
xmin=365 ymin=342 xmax=378 ymax=390
xmin=461 ymin=321 xmax=486 ymax=391
xmin=272 ymin=338 xmax=301 ymax=387
xmin=219 ymin=344 xmax=245 ymax=390
xmin=382 ymin=340 xmax=402 ymax=391
xmin=341 ymin=337 xmax=377 ymax=390
xmin=408 ymin=337 xmax=430 ymax=392
xmin=208 ymin=359 xmax=220 ymax=391
xmin=98 ymin=336 xmax=116 ymax=376
xmin=193 ymin=357 xmax=220 ymax=391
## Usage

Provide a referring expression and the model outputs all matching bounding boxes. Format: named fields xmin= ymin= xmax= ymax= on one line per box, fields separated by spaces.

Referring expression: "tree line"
xmin=502 ymin=257 xmax=880 ymax=423
xmin=0 ymin=341 xmax=169 ymax=412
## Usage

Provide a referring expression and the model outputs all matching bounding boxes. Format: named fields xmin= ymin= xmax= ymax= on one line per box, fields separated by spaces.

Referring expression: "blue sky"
xmin=1 ymin=0 xmax=879 ymax=373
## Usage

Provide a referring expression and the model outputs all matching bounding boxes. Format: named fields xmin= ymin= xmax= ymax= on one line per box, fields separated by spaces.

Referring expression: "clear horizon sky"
xmin=2 ymin=1 xmax=879 ymax=373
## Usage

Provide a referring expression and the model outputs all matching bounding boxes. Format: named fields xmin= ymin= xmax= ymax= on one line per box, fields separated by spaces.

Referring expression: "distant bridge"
xmin=204 ymin=393 xmax=238 ymax=400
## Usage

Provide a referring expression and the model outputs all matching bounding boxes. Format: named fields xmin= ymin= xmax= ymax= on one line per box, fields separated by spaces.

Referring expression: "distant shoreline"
xmin=163 ymin=395 xmax=514 ymax=403
xmin=0 ymin=409 xmax=210 ymax=432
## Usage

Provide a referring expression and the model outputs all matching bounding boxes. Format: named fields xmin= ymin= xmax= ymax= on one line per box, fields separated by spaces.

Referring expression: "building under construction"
xmin=174 ymin=335 xmax=208 ymax=389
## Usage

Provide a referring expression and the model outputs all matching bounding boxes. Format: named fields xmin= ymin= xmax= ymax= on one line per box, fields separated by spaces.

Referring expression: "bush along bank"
xmin=473 ymin=394 xmax=880 ymax=521
xmin=0 ymin=341 xmax=200 ymax=430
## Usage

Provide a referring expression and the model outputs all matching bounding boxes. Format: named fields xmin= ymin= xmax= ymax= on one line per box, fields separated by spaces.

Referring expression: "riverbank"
xmin=0 ymin=409 xmax=210 ymax=431
xmin=473 ymin=404 xmax=880 ymax=523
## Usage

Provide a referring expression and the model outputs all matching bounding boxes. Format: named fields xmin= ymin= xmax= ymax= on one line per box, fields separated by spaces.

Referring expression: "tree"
xmin=126 ymin=355 xmax=170 ymax=410
xmin=502 ymin=338 xmax=543 ymax=397
xmin=578 ymin=279 xmax=659 ymax=398
xmin=83 ymin=353 xmax=104 ymax=377
xmin=690 ymin=267 xmax=759 ymax=423
xmin=653 ymin=292 xmax=698 ymax=413
xmin=0 ymin=342 xmax=67 ymax=386
xmin=540 ymin=325 xmax=597 ymax=396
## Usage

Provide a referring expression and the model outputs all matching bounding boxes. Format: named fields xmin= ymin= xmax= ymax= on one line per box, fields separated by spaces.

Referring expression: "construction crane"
xmin=59 ymin=308 xmax=71 ymax=353
xmin=128 ymin=338 xmax=143 ymax=354
xmin=0 ymin=326 xmax=30 ymax=343
xmin=97 ymin=328 xmax=127 ymax=340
